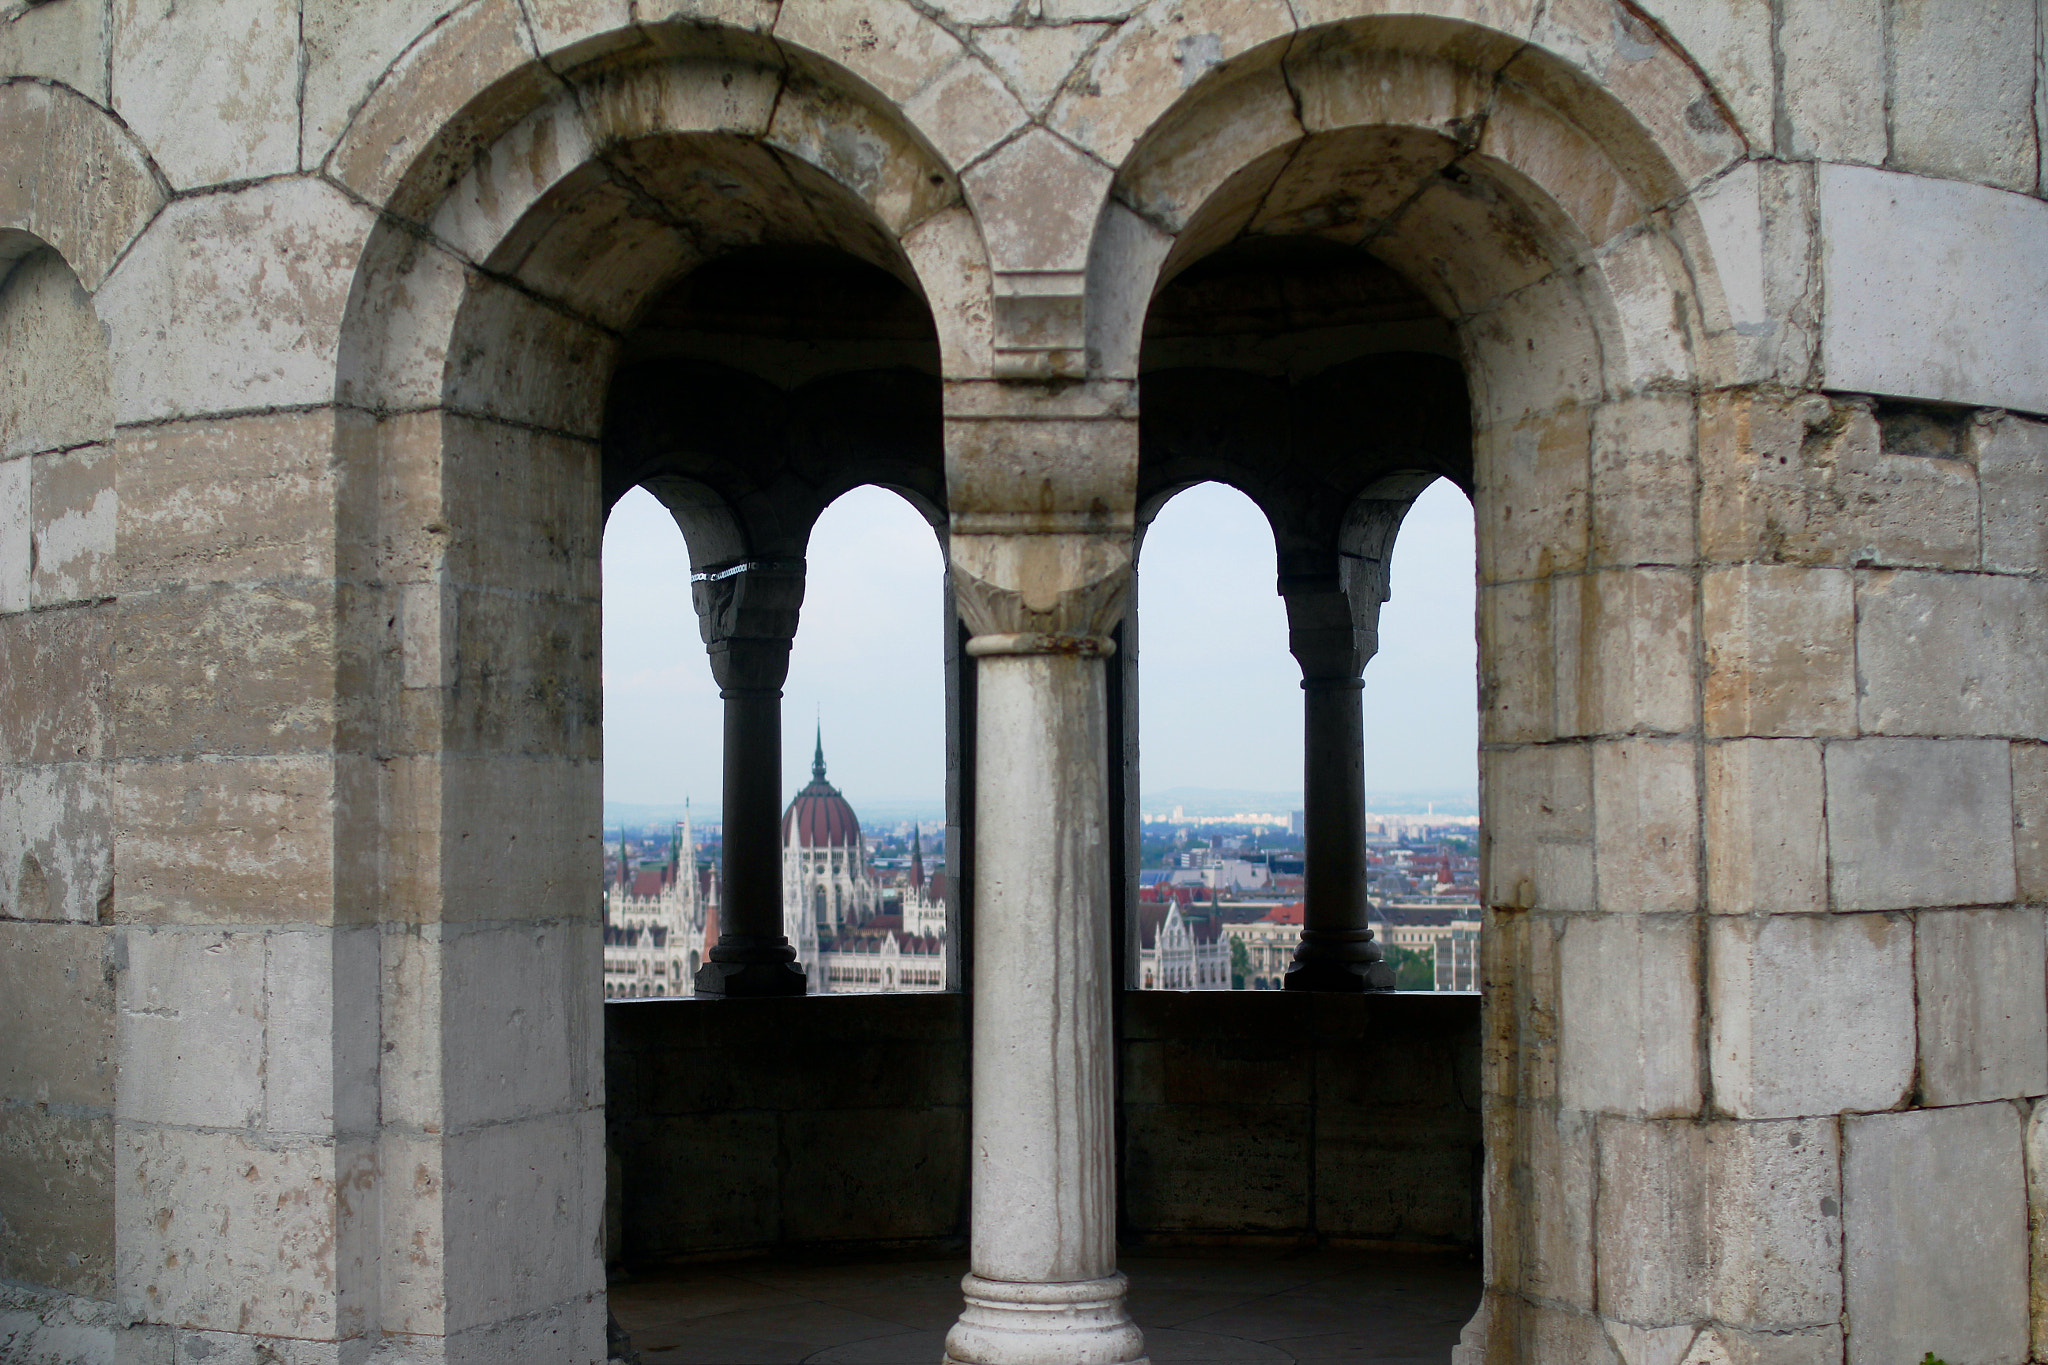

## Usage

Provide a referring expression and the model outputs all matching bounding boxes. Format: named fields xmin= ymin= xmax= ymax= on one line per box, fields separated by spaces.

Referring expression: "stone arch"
xmin=1093 ymin=12 xmax=1759 ymax=1357
xmin=0 ymin=218 xmax=122 ymax=1337
xmin=0 ymin=82 xmax=167 ymax=293
xmin=329 ymin=33 xmax=971 ymax=1356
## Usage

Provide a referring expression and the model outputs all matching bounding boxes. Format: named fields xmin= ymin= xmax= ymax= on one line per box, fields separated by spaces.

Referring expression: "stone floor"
xmin=609 ymin=1245 xmax=1482 ymax=1364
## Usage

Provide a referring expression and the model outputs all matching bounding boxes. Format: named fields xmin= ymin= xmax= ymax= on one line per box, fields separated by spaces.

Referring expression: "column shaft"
xmin=717 ymin=687 xmax=783 ymax=940
xmin=944 ymin=646 xmax=1145 ymax=1365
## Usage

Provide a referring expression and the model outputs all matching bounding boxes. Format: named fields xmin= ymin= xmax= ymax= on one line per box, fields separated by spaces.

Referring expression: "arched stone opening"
xmin=1095 ymin=13 xmax=1741 ymax=1357
xmin=0 ymin=235 xmax=118 ymax=1321
xmin=332 ymin=40 xmax=973 ymax=1356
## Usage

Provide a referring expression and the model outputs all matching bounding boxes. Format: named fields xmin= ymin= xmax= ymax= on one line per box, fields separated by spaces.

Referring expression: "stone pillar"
xmin=943 ymin=521 xmax=1146 ymax=1365
xmin=1281 ymin=569 xmax=1395 ymax=992
xmin=691 ymin=559 xmax=809 ymax=998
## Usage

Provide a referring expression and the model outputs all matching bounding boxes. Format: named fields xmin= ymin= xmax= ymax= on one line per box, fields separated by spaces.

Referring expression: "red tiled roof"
xmin=1260 ymin=902 xmax=1306 ymax=925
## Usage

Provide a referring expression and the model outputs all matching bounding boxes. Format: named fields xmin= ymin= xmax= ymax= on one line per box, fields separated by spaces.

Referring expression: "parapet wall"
xmin=604 ymin=989 xmax=1482 ymax=1262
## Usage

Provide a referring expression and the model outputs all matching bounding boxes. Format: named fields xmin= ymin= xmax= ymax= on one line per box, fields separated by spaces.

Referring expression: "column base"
xmin=1282 ymin=957 xmax=1396 ymax=992
xmin=693 ymin=956 xmax=807 ymax=998
xmin=943 ymin=1273 xmax=1148 ymax=1365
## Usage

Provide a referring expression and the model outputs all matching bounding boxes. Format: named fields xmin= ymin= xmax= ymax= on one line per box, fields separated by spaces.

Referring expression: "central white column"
xmin=944 ymin=632 xmax=1146 ymax=1365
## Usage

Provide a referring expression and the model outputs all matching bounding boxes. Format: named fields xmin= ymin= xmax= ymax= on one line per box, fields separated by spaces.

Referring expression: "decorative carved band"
xmin=966 ymin=632 xmax=1118 ymax=659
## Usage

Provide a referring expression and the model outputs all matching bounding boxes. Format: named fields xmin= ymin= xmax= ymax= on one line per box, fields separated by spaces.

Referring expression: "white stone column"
xmin=944 ymin=517 xmax=1146 ymax=1365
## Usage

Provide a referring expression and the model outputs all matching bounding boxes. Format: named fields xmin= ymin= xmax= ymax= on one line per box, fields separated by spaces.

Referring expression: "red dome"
xmin=782 ymin=731 xmax=862 ymax=848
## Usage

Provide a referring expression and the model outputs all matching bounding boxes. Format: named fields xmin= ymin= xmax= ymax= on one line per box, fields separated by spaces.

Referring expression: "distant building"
xmin=603 ymin=808 xmax=712 ymax=999
xmin=782 ymin=730 xmax=949 ymax=993
xmin=1136 ymin=898 xmax=1229 ymax=991
xmin=1220 ymin=902 xmax=1304 ymax=990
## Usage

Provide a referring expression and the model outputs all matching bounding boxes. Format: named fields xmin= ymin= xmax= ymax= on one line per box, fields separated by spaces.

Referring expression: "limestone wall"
xmin=0 ymin=0 xmax=2045 ymax=1362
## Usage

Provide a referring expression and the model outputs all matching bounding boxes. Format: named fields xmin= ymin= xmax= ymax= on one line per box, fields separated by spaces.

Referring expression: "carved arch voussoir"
xmin=0 ymin=80 xmax=167 ymax=292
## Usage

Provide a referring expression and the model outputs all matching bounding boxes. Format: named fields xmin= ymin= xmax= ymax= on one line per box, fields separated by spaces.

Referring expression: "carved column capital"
xmin=949 ymin=529 xmax=1133 ymax=653
xmin=691 ymin=558 xmax=805 ymax=694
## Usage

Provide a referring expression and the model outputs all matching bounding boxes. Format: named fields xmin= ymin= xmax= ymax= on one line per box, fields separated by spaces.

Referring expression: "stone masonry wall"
xmin=3 ymin=1 xmax=2048 ymax=1362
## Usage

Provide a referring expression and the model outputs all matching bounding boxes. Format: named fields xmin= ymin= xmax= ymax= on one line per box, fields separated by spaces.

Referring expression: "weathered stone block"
xmin=264 ymin=928 xmax=380 ymax=1137
xmin=1590 ymin=393 xmax=1695 ymax=568
xmin=1709 ymin=913 xmax=1915 ymax=1119
xmin=1482 ymin=745 xmax=1593 ymax=912
xmin=439 ymin=1109 xmax=603 ymax=1334
xmin=0 ymin=1106 xmax=113 ymax=1299
xmin=1857 ymin=570 xmax=2048 ymax=739
xmin=113 ymin=756 xmax=335 ymax=927
xmin=0 ymin=456 xmax=26 ymax=614
xmin=1595 ymin=1117 xmax=1709 ymax=1324
xmin=775 ymin=0 xmax=967 ymax=105
xmin=962 ymin=126 xmax=1112 ymax=279
xmin=902 ymin=57 xmax=1028 ymax=172
xmin=602 ymin=1110 xmax=777 ymax=1259
xmin=1472 ymin=408 xmax=1591 ymax=586
xmin=1485 ymin=1101 xmax=1593 ymax=1309
xmin=1707 ymin=1117 xmax=1842 ymax=1331
xmin=1558 ymin=913 xmax=1698 ymax=1117
xmin=1844 ymin=1102 xmax=2029 ymax=1365
xmin=2017 ymin=743 xmax=2048 ymax=905
xmin=1595 ymin=1114 xmax=1842 ymax=1332
xmin=1464 ymin=273 xmax=1605 ymax=426
xmin=118 ymin=928 xmax=265 ymax=1130
xmin=116 ymin=412 xmax=340 ymax=595
xmin=0 ymin=83 xmax=167 ymax=293
xmin=0 ymin=606 xmax=109 ymax=765
xmin=0 ymin=919 xmax=113 ymax=1107
xmin=29 ymin=445 xmax=114 ymax=608
xmin=98 ymin=178 xmax=374 ymax=425
xmin=112 ymin=0 xmax=303 ymax=188
xmin=974 ymin=24 xmax=1105 ymax=115
xmin=1889 ymin=0 xmax=2038 ymax=192
xmin=1635 ymin=0 xmax=1773 ymax=149
xmin=436 ymin=755 xmax=602 ymax=924
xmin=1314 ymin=1108 xmax=1475 ymax=1242
xmin=299 ymin=0 xmax=475 ymax=165
xmin=1594 ymin=740 xmax=1699 ymax=915
xmin=0 ymin=761 xmax=112 ymax=923
xmin=0 ymin=248 xmax=113 ymax=461
xmin=1122 ymin=1101 xmax=1308 ymax=1232
xmin=115 ymin=1126 xmax=352 ymax=1338
xmin=1699 ymin=391 xmax=1980 ymax=570
xmin=1978 ymin=413 xmax=2048 ymax=574
xmin=0 ymin=0 xmax=113 ymax=103
xmin=113 ymin=584 xmax=337 ymax=759
xmin=1701 ymin=563 xmax=1853 ymax=739
xmin=1777 ymin=0 xmax=1883 ymax=162
xmin=1048 ymin=0 xmax=1294 ymax=167
xmin=440 ymin=416 xmax=602 ymax=597
xmin=2029 ymin=1100 xmax=2048 ymax=1361
xmin=781 ymin=1107 xmax=969 ymax=1242
xmin=1481 ymin=911 xmax=1563 ymax=1105
xmin=1819 ymin=164 xmax=2048 ymax=415
xmin=439 ymin=274 xmax=615 ymax=439
xmin=1567 ymin=571 xmax=1698 ymax=738
xmin=385 ymin=922 xmax=600 ymax=1132
xmin=1706 ymin=739 xmax=1827 ymax=914
xmin=1826 ymin=738 xmax=2017 ymax=911
xmin=1916 ymin=908 xmax=2048 ymax=1106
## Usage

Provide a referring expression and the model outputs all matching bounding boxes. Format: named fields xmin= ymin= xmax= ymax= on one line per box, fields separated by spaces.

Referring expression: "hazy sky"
xmin=600 ymin=479 xmax=1477 ymax=813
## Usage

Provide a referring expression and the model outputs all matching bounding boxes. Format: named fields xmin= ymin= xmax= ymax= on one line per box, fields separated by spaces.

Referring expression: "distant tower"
xmin=781 ymin=726 xmax=876 ymax=982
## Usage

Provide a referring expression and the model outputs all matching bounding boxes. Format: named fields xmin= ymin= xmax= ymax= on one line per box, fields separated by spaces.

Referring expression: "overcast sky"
xmin=601 ymin=479 xmax=1477 ymax=814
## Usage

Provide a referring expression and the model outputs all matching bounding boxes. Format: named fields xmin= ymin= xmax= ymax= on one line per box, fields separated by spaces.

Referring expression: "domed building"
xmin=782 ymin=728 xmax=949 ymax=993
xmin=781 ymin=729 xmax=881 ymax=962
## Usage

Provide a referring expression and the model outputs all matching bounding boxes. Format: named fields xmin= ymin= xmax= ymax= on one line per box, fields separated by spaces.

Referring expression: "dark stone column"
xmin=1281 ymin=570 xmax=1394 ymax=993
xmin=692 ymin=559 xmax=809 ymax=998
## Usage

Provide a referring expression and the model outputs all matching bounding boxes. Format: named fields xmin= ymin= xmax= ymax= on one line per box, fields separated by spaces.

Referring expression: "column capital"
xmin=950 ymin=527 xmax=1133 ymax=648
xmin=692 ymin=558 xmax=804 ymax=693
